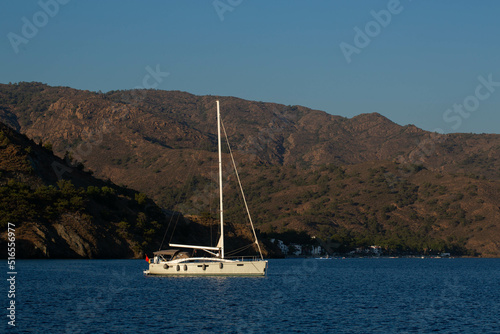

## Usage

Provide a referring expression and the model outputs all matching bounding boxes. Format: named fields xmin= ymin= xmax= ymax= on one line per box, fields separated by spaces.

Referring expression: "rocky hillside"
xmin=0 ymin=121 xmax=264 ymax=259
xmin=1 ymin=82 xmax=500 ymax=256
xmin=232 ymin=162 xmax=500 ymax=256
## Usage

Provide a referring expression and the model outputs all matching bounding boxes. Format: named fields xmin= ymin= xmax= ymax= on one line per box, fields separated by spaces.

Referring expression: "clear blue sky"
xmin=1 ymin=0 xmax=499 ymax=134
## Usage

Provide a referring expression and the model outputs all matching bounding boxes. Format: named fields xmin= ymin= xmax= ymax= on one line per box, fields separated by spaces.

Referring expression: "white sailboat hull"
xmin=145 ymin=258 xmax=268 ymax=276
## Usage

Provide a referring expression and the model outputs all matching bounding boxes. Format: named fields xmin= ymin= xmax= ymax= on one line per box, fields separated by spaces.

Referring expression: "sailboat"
xmin=144 ymin=100 xmax=268 ymax=276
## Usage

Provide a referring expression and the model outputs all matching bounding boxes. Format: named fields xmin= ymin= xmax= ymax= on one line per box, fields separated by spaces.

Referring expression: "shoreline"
xmin=4 ymin=255 xmax=500 ymax=260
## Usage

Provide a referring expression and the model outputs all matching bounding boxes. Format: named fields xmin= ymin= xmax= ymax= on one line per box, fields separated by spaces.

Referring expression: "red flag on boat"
xmin=145 ymin=255 xmax=150 ymax=263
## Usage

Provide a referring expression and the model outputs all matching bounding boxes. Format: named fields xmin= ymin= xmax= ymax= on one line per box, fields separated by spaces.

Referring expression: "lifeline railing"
xmin=225 ymin=255 xmax=263 ymax=261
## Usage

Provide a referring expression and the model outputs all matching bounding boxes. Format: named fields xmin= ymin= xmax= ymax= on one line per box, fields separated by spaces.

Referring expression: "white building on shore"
xmin=270 ymin=239 xmax=323 ymax=256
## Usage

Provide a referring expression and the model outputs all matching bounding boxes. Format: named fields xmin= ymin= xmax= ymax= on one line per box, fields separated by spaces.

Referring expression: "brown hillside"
xmin=0 ymin=121 xmax=264 ymax=259
xmin=1 ymin=82 xmax=499 ymax=256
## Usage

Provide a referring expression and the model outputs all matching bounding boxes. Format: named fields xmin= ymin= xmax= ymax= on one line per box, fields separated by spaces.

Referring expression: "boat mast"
xmin=217 ymin=100 xmax=224 ymax=259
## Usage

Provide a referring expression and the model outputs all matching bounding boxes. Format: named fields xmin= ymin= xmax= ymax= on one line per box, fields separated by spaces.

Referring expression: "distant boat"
xmin=315 ymin=254 xmax=331 ymax=260
xmin=144 ymin=101 xmax=268 ymax=276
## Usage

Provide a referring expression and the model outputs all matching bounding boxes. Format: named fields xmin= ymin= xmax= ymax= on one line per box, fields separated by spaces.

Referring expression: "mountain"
xmin=0 ymin=120 xmax=264 ymax=259
xmin=1 ymin=82 xmax=500 ymax=256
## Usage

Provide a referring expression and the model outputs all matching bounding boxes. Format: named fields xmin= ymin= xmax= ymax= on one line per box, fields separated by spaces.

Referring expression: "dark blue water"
xmin=4 ymin=258 xmax=500 ymax=333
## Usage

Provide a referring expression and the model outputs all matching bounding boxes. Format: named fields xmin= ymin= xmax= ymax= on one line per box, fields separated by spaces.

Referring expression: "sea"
xmin=5 ymin=258 xmax=500 ymax=333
